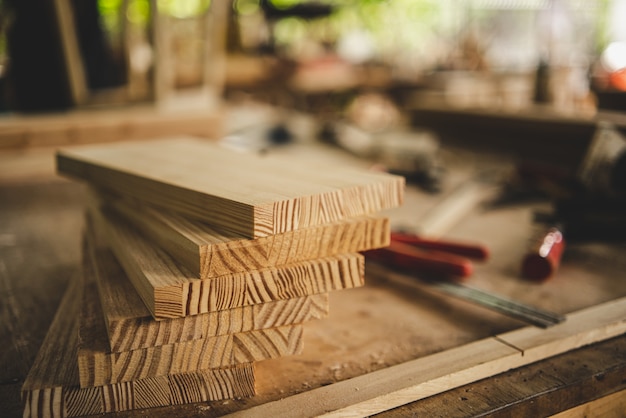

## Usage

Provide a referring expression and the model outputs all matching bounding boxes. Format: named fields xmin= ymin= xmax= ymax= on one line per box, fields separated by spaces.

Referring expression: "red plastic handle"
xmin=390 ymin=232 xmax=490 ymax=261
xmin=521 ymin=227 xmax=565 ymax=281
xmin=365 ymin=241 xmax=473 ymax=278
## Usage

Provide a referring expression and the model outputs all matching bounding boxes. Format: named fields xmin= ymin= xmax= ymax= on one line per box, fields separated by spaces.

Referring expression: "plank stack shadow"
xmin=22 ymin=137 xmax=404 ymax=417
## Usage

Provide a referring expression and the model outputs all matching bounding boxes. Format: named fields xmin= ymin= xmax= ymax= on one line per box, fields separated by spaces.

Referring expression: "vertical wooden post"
xmin=148 ymin=0 xmax=172 ymax=103
xmin=52 ymin=0 xmax=88 ymax=106
xmin=202 ymin=0 xmax=231 ymax=103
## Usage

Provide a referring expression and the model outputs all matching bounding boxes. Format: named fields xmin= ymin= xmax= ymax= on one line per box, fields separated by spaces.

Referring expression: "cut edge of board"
xmin=78 ymin=237 xmax=306 ymax=387
xmin=104 ymin=192 xmax=390 ymax=279
xmin=20 ymin=274 xmax=257 ymax=418
xmin=90 ymin=205 xmax=364 ymax=319
xmin=86 ymin=223 xmax=329 ymax=352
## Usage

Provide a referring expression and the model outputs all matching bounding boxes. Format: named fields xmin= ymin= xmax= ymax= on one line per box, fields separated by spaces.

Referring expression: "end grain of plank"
xmin=78 ymin=254 xmax=303 ymax=387
xmin=21 ymin=276 xmax=256 ymax=418
xmin=86 ymin=227 xmax=328 ymax=352
xmin=90 ymin=208 xmax=364 ymax=319
xmin=106 ymin=194 xmax=389 ymax=278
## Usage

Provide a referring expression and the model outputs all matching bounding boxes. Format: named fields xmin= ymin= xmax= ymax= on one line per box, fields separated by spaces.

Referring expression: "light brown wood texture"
xmin=551 ymin=389 xmax=626 ymax=418
xmin=86 ymin=228 xmax=328 ymax=352
xmin=78 ymin=254 xmax=303 ymax=387
xmin=227 ymin=296 xmax=626 ymax=418
xmin=90 ymin=208 xmax=364 ymax=319
xmin=21 ymin=276 xmax=256 ymax=418
xmin=106 ymin=195 xmax=389 ymax=278
xmin=0 ymin=108 xmax=222 ymax=150
xmin=56 ymin=137 xmax=404 ymax=237
xmin=52 ymin=0 xmax=87 ymax=106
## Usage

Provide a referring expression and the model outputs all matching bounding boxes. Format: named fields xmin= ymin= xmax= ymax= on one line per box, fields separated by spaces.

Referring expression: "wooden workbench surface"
xmin=2 ymin=144 xmax=626 ymax=417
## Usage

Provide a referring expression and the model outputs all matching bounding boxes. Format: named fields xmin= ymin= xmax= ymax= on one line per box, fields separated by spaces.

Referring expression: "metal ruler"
xmin=432 ymin=281 xmax=565 ymax=328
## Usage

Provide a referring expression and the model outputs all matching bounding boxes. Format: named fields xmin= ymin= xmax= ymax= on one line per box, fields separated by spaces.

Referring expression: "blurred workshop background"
xmin=1 ymin=0 xmax=626 ymax=114
xmin=4 ymin=0 xmax=626 ymax=201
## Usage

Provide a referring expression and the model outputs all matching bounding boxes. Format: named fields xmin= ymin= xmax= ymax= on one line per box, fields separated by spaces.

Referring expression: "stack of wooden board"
xmin=22 ymin=137 xmax=404 ymax=417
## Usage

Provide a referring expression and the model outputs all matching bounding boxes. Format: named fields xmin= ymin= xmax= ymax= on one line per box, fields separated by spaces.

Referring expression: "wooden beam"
xmin=224 ymin=296 xmax=626 ymax=418
xmin=551 ymin=389 xmax=626 ymax=418
xmin=86 ymin=228 xmax=328 ymax=352
xmin=0 ymin=108 xmax=223 ymax=150
xmin=202 ymin=0 xmax=231 ymax=99
xmin=379 ymin=336 xmax=626 ymax=417
xmin=21 ymin=276 xmax=256 ymax=418
xmin=51 ymin=0 xmax=87 ymax=106
xmin=90 ymin=208 xmax=364 ymax=319
xmin=56 ymin=137 xmax=404 ymax=238
xmin=149 ymin=0 xmax=170 ymax=103
xmin=105 ymin=194 xmax=389 ymax=278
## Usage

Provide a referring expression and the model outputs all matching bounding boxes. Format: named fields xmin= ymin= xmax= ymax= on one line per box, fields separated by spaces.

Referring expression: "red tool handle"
xmin=521 ymin=226 xmax=565 ymax=281
xmin=390 ymin=232 xmax=490 ymax=261
xmin=365 ymin=241 xmax=473 ymax=278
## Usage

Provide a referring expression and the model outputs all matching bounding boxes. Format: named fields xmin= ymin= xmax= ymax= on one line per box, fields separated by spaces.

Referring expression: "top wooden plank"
xmin=56 ymin=137 xmax=404 ymax=237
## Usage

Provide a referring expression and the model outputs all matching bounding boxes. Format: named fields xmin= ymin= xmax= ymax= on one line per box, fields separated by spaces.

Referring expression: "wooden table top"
xmin=2 ymin=144 xmax=626 ymax=417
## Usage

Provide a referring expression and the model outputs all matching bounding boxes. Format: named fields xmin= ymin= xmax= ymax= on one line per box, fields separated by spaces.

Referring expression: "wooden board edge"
xmin=224 ymin=296 xmax=626 ymax=418
xmin=550 ymin=388 xmax=626 ymax=418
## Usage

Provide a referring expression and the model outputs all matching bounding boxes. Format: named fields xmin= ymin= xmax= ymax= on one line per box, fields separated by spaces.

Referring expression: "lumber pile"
xmin=22 ymin=137 xmax=404 ymax=417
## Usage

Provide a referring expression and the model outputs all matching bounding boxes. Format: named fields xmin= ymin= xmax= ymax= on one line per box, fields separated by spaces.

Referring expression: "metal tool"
xmin=365 ymin=232 xmax=489 ymax=279
xmin=432 ymin=281 xmax=566 ymax=328
xmin=366 ymin=170 xmax=567 ymax=328
xmin=365 ymin=231 xmax=566 ymax=328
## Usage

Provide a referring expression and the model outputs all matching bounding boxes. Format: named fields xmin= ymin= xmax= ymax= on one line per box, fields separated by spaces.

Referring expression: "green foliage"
xmin=271 ymin=0 xmax=451 ymax=61
xmin=593 ymin=0 xmax=612 ymax=54
xmin=98 ymin=0 xmax=211 ymax=31
xmin=269 ymin=0 xmax=301 ymax=10
xmin=159 ymin=0 xmax=211 ymax=18
xmin=98 ymin=0 xmax=124 ymax=32
xmin=235 ymin=0 xmax=261 ymax=16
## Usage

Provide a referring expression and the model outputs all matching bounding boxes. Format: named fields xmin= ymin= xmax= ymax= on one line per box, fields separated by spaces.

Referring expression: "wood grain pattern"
xmin=551 ymin=389 xmax=626 ymax=418
xmin=86 ymin=228 xmax=328 ymax=352
xmin=225 ymin=296 xmax=626 ymax=418
xmin=57 ymin=137 xmax=404 ymax=237
xmin=90 ymin=208 xmax=364 ymax=319
xmin=21 ymin=276 xmax=255 ymax=418
xmin=78 ymin=257 xmax=302 ymax=387
xmin=105 ymin=194 xmax=389 ymax=279
xmin=378 ymin=336 xmax=626 ymax=418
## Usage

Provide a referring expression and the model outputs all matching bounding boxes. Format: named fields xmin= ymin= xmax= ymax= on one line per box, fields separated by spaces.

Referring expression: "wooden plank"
xmin=56 ymin=137 xmax=404 ymax=237
xmin=409 ymin=103 xmax=596 ymax=171
xmin=149 ymin=0 xmax=169 ymax=103
xmin=52 ymin=0 xmax=87 ymax=106
xmin=105 ymin=194 xmax=389 ymax=278
xmin=21 ymin=276 xmax=256 ymax=418
xmin=0 ymin=107 xmax=222 ymax=150
xmin=551 ymin=389 xmax=626 ymax=418
xmin=78 ymin=252 xmax=302 ymax=387
xmin=202 ymin=0 xmax=230 ymax=98
xmin=90 ymin=208 xmax=364 ymax=319
xmin=86 ymin=227 xmax=328 ymax=352
xmin=224 ymin=296 xmax=626 ymax=418
xmin=378 ymin=336 xmax=626 ymax=417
